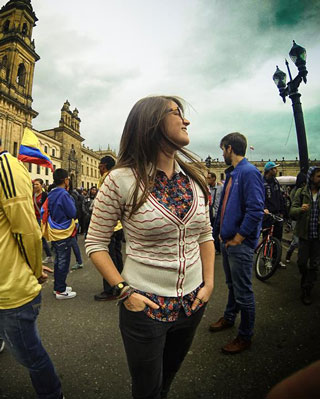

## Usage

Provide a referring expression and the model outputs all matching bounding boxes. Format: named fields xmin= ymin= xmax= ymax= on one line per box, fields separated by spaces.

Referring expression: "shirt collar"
xmin=147 ymin=161 xmax=186 ymax=177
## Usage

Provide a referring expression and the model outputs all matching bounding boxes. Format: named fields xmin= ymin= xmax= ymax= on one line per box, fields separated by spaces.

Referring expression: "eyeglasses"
xmin=168 ymin=106 xmax=185 ymax=121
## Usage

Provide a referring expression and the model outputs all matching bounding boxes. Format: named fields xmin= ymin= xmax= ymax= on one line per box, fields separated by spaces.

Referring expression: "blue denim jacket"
xmin=215 ymin=158 xmax=265 ymax=249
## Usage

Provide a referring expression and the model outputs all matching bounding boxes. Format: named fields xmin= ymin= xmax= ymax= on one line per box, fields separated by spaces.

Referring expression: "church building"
xmin=0 ymin=0 xmax=116 ymax=188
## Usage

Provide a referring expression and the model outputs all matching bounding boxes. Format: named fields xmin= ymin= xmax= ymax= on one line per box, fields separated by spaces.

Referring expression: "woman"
xmin=33 ymin=178 xmax=53 ymax=263
xmin=85 ymin=96 xmax=215 ymax=399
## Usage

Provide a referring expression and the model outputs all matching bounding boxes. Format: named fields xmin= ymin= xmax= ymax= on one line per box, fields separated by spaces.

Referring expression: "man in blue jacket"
xmin=209 ymin=132 xmax=265 ymax=354
xmin=45 ymin=169 xmax=77 ymax=299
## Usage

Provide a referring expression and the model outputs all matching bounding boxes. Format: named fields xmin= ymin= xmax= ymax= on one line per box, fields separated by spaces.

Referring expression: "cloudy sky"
xmin=26 ymin=0 xmax=320 ymax=162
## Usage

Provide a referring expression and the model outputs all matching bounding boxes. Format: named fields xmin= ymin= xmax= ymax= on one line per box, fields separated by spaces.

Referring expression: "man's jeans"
xmin=221 ymin=242 xmax=255 ymax=339
xmin=0 ymin=293 xmax=62 ymax=399
xmin=52 ymin=237 xmax=72 ymax=292
xmin=37 ymin=219 xmax=52 ymax=257
xmin=71 ymin=235 xmax=82 ymax=264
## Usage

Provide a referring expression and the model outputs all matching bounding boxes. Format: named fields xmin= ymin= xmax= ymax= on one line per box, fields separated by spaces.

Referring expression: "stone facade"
xmin=0 ymin=0 xmax=39 ymax=154
xmin=0 ymin=0 xmax=116 ymax=188
xmin=81 ymin=145 xmax=101 ymax=189
xmin=206 ymin=159 xmax=320 ymax=182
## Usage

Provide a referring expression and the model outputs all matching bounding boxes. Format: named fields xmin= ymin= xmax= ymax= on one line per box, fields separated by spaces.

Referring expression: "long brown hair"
xmin=115 ymin=95 xmax=209 ymax=217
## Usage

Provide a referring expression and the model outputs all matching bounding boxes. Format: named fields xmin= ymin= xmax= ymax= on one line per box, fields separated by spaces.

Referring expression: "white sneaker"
xmin=279 ymin=261 xmax=287 ymax=269
xmin=43 ymin=256 xmax=53 ymax=264
xmin=56 ymin=290 xmax=77 ymax=300
xmin=53 ymin=286 xmax=73 ymax=295
xmin=0 ymin=339 xmax=5 ymax=353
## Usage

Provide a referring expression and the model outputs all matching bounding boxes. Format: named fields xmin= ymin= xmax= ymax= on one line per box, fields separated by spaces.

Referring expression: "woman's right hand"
xmin=123 ymin=292 xmax=159 ymax=312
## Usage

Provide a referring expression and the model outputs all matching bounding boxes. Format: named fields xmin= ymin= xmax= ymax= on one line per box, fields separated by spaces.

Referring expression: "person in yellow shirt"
xmin=0 ymin=139 xmax=64 ymax=399
xmin=94 ymin=156 xmax=124 ymax=301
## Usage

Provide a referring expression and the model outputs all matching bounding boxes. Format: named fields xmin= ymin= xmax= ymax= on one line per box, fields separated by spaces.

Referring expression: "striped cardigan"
xmin=85 ymin=167 xmax=213 ymax=297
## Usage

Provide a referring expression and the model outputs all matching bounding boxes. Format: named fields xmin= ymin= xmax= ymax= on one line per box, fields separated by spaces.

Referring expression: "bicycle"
xmin=254 ymin=214 xmax=283 ymax=281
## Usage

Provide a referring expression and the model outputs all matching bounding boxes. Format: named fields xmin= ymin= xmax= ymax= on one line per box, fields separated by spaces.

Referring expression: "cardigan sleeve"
xmin=85 ymin=171 xmax=124 ymax=256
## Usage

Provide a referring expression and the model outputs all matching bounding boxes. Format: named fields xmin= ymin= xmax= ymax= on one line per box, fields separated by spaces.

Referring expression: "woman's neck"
xmin=157 ymin=151 xmax=176 ymax=179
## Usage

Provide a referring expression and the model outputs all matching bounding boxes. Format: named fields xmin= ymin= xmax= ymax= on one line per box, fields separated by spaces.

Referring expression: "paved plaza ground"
xmin=1 ymin=234 xmax=319 ymax=399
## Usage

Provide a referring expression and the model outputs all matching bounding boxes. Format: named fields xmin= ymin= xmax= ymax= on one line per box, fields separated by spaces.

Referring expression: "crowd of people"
xmin=0 ymin=95 xmax=319 ymax=398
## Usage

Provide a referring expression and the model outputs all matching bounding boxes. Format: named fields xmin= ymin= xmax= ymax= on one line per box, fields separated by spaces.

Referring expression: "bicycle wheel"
xmin=255 ymin=237 xmax=281 ymax=281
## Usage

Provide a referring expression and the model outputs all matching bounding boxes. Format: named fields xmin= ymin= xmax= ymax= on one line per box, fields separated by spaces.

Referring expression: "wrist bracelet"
xmin=117 ymin=287 xmax=135 ymax=306
xmin=118 ymin=285 xmax=131 ymax=298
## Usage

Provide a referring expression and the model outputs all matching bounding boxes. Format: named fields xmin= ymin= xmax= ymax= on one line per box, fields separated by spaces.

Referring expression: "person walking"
xmin=85 ymin=95 xmax=214 ymax=399
xmin=209 ymin=132 xmax=264 ymax=354
xmin=285 ymin=172 xmax=307 ymax=263
xmin=207 ymin=171 xmax=223 ymax=254
xmin=42 ymin=168 xmax=77 ymax=299
xmin=82 ymin=186 xmax=97 ymax=238
xmin=290 ymin=166 xmax=320 ymax=305
xmin=262 ymin=161 xmax=287 ymax=268
xmin=0 ymin=140 xmax=64 ymax=398
xmin=94 ymin=156 xmax=124 ymax=301
xmin=32 ymin=178 xmax=54 ymax=264
xmin=67 ymin=182 xmax=84 ymax=270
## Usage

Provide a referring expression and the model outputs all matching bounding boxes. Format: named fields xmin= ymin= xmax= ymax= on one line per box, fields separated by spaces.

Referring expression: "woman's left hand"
xmin=191 ymin=284 xmax=214 ymax=311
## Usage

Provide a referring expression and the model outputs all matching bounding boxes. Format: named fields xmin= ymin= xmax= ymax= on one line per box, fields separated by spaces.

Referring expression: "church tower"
xmin=0 ymin=0 xmax=39 ymax=155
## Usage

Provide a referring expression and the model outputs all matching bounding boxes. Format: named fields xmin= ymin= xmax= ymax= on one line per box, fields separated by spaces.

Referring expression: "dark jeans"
xmin=222 ymin=242 xmax=255 ymax=339
xmin=297 ymin=238 xmax=320 ymax=290
xmin=119 ymin=304 xmax=206 ymax=399
xmin=37 ymin=219 xmax=52 ymax=257
xmin=0 ymin=293 xmax=62 ymax=398
xmin=103 ymin=230 xmax=124 ymax=294
xmin=70 ymin=235 xmax=82 ymax=264
xmin=211 ymin=217 xmax=220 ymax=252
xmin=52 ymin=237 xmax=72 ymax=292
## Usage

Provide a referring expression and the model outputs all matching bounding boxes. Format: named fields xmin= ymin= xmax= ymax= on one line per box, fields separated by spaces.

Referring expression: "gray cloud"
xmin=28 ymin=0 xmax=319 ymax=162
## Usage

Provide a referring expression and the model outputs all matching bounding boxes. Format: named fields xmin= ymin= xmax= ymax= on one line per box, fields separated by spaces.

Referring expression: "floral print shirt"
xmin=136 ymin=169 xmax=204 ymax=322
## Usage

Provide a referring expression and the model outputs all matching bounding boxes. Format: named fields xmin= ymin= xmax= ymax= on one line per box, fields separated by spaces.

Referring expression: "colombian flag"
xmin=18 ymin=127 xmax=54 ymax=171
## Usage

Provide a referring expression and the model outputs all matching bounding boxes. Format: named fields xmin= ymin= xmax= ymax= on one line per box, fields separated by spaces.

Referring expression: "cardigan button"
xmin=179 ymin=241 xmax=185 ymax=246
xmin=180 ymin=257 xmax=185 ymax=262
xmin=177 ymin=288 xmax=183 ymax=294
xmin=179 ymin=225 xmax=185 ymax=230
xmin=179 ymin=273 xmax=184 ymax=279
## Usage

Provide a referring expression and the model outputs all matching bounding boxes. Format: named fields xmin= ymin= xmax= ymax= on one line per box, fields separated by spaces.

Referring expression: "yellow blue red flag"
xmin=18 ymin=127 xmax=54 ymax=171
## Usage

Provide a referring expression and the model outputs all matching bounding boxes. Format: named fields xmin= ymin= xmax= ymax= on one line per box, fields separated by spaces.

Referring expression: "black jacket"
xmin=263 ymin=176 xmax=286 ymax=215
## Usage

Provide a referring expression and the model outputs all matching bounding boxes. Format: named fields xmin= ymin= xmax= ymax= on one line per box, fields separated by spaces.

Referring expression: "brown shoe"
xmin=301 ymin=288 xmax=312 ymax=305
xmin=209 ymin=317 xmax=234 ymax=332
xmin=221 ymin=336 xmax=251 ymax=354
xmin=94 ymin=291 xmax=117 ymax=301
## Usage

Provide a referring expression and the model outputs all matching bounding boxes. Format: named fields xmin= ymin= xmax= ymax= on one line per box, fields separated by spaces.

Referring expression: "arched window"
xmin=1 ymin=55 xmax=7 ymax=67
xmin=22 ymin=23 xmax=28 ymax=36
xmin=3 ymin=20 xmax=10 ymax=33
xmin=17 ymin=63 xmax=26 ymax=86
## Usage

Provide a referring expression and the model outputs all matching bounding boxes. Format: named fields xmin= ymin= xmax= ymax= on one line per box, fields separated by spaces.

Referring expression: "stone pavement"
xmin=1 ymin=234 xmax=319 ymax=399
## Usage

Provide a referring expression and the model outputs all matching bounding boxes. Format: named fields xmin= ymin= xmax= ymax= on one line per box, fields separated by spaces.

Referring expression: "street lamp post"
xmin=272 ymin=40 xmax=309 ymax=174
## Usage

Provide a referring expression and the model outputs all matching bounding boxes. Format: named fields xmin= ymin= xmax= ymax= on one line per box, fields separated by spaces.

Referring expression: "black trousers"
xmin=103 ymin=229 xmax=124 ymax=293
xmin=297 ymin=238 xmax=320 ymax=290
xmin=119 ymin=304 xmax=206 ymax=399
